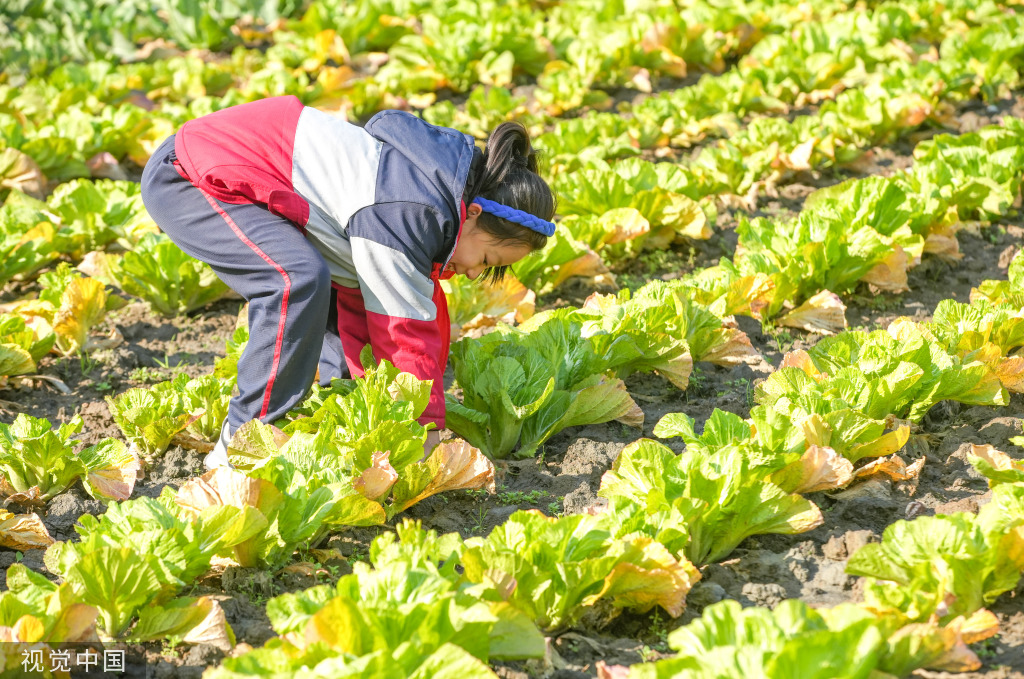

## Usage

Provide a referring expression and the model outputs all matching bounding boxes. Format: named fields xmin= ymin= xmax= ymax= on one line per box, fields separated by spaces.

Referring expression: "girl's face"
xmin=445 ymin=202 xmax=533 ymax=280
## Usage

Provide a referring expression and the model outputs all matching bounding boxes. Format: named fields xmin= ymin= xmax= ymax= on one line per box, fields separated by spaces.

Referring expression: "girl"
xmin=140 ymin=95 xmax=556 ymax=469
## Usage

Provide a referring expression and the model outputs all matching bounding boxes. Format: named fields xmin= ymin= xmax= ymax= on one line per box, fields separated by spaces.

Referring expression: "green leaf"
xmin=105 ymin=387 xmax=192 ymax=459
xmin=461 ymin=510 xmax=697 ymax=632
xmin=129 ymin=595 xmax=212 ymax=643
xmin=0 ymin=413 xmax=86 ymax=499
xmin=599 ymin=439 xmax=822 ymax=566
xmin=111 ymin=233 xmax=228 ymax=316
xmin=55 ymin=545 xmax=164 ymax=637
xmin=846 ymin=513 xmax=1024 ymax=622
xmin=631 ymin=600 xmax=885 ymax=679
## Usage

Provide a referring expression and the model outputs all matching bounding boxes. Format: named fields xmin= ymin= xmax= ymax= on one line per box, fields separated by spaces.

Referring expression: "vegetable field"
xmin=3 ymin=0 xmax=1024 ymax=677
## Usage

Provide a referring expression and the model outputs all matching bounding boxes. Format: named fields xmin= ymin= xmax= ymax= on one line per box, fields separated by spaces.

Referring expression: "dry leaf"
xmin=175 ymin=467 xmax=271 ymax=516
xmin=853 ymin=454 xmax=925 ymax=482
xmin=353 ymin=450 xmax=399 ymax=501
xmin=278 ymin=562 xmax=322 ymax=577
xmin=701 ymin=328 xmax=762 ymax=366
xmin=85 ymin=449 xmax=141 ymax=502
xmin=83 ymin=328 xmax=124 ymax=353
xmin=170 ymin=432 xmax=215 ymax=453
xmin=778 ymin=290 xmax=848 ymax=335
xmin=783 ymin=445 xmax=855 ymax=494
xmin=182 ymin=597 xmax=234 ymax=652
xmin=0 ymin=510 xmax=54 ymax=550
xmin=0 ymin=483 xmax=45 ymax=509
xmin=86 ymin=152 xmax=128 ymax=181
xmin=862 ymin=244 xmax=910 ymax=293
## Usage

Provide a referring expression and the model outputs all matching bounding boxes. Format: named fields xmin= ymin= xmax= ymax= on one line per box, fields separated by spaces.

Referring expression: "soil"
xmin=2 ymin=89 xmax=1024 ymax=679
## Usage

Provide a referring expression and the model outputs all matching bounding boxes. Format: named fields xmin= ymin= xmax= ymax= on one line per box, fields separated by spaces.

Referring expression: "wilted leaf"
xmin=968 ymin=444 xmax=1024 ymax=486
xmin=175 ymin=468 xmax=272 ymax=517
xmin=0 ymin=509 xmax=53 ymax=549
xmin=444 ymin=276 xmax=536 ymax=339
xmin=655 ymin=350 xmax=693 ymax=391
xmin=390 ymin=440 xmax=495 ymax=515
xmin=852 ymin=454 xmax=925 ymax=482
xmin=0 ymin=616 xmax=45 ymax=642
xmin=862 ymin=244 xmax=910 ymax=293
xmin=0 ymin=344 xmax=35 ymax=378
xmin=615 ymin=398 xmax=646 ymax=428
xmin=771 ymin=445 xmax=855 ymax=494
xmin=778 ymin=290 xmax=848 ymax=335
xmin=600 ymin=207 xmax=651 ymax=246
xmin=49 ymin=603 xmax=100 ymax=643
xmin=846 ymin=425 xmax=911 ymax=463
xmin=597 ymin=662 xmax=631 ymax=679
xmin=992 ymin=355 xmax=1024 ymax=393
xmin=788 ymin=138 xmax=817 ymax=171
xmin=959 ymin=608 xmax=1000 ymax=645
xmin=700 ymin=328 xmax=761 ymax=367
xmin=75 ymin=251 xmax=120 ymax=287
xmin=649 ymin=191 xmax=710 ymax=242
xmin=52 ymin=277 xmax=108 ymax=354
xmin=226 ymin=420 xmax=290 ymax=469
xmin=591 ymin=536 xmax=701 ymax=618
xmin=780 ymin=349 xmax=828 ymax=378
xmin=353 ymin=450 xmax=399 ymax=501
xmin=923 ymin=221 xmax=963 ymax=262
xmin=182 ymin=597 xmax=235 ymax=652
xmin=86 ymin=152 xmax=128 ymax=181
xmin=0 ymin=148 xmax=46 ymax=197
xmin=882 ymin=609 xmax=999 ymax=675
xmin=554 ymin=250 xmax=610 ymax=288
xmin=80 ymin=439 xmax=141 ymax=502
xmin=131 ymin=596 xmax=212 ymax=643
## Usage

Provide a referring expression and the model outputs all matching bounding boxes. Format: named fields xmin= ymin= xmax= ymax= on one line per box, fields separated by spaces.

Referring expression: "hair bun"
xmin=483 ymin=121 xmax=540 ymax=180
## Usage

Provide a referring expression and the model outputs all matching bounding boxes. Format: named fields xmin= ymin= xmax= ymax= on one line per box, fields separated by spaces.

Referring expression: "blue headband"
xmin=472 ymin=197 xmax=556 ymax=237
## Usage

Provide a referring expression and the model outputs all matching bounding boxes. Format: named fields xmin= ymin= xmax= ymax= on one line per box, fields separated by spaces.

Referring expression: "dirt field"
xmin=2 ymin=95 xmax=1024 ymax=678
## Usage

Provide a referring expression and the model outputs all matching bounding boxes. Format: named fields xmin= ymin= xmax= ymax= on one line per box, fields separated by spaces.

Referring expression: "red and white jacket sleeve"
xmin=335 ymin=203 xmax=452 ymax=429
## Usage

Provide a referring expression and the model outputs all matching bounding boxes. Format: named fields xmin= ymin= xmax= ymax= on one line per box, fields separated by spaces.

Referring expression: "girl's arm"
xmin=338 ymin=203 xmax=452 ymax=429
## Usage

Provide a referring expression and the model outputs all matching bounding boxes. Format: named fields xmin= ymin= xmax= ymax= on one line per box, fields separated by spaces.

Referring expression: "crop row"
xmin=0 ymin=0 xmax=849 ymax=183
xmin=1 ymin=1 xmax=1017 ymax=198
xmin=1 ymin=245 xmax=1020 ymax=672
xmin=3 ymin=117 xmax=1022 ymax=462
xmin=7 ymin=112 xmax=1015 ymax=343
xmin=0 ymin=5 xmax=1020 ymax=347
xmin=1 ymin=1 xmax=1022 ymax=674
xmin=535 ymin=0 xmax=1022 ymax=166
xmin=198 ymin=247 xmax=1024 ymax=676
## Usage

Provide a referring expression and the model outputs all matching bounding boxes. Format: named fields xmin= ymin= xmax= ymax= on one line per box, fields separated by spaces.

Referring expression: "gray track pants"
xmin=140 ymin=134 xmax=347 ymax=440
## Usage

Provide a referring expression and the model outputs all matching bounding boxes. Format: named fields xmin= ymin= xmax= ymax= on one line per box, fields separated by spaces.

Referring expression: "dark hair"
xmin=467 ymin=121 xmax=556 ymax=283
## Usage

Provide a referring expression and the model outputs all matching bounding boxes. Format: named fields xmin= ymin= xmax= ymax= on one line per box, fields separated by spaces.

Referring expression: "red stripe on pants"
xmin=197 ymin=187 xmax=291 ymax=420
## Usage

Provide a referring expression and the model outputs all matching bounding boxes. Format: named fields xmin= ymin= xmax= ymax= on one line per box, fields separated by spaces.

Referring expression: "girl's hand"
xmin=423 ymin=430 xmax=442 ymax=461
